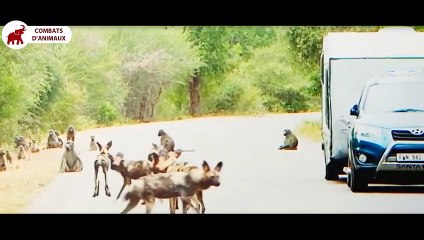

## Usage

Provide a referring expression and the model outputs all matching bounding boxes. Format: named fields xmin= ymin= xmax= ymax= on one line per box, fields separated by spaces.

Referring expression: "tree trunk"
xmin=189 ymin=74 xmax=201 ymax=117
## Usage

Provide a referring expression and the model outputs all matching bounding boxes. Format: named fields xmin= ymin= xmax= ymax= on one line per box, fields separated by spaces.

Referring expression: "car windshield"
xmin=363 ymin=82 xmax=424 ymax=113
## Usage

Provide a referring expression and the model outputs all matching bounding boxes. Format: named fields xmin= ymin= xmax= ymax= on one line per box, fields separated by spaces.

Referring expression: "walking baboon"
xmin=5 ymin=150 xmax=12 ymax=164
xmin=59 ymin=141 xmax=83 ymax=173
xmin=158 ymin=129 xmax=175 ymax=152
xmin=17 ymin=146 xmax=26 ymax=160
xmin=278 ymin=129 xmax=298 ymax=150
xmin=92 ymin=141 xmax=113 ymax=197
xmin=89 ymin=136 xmax=98 ymax=151
xmin=0 ymin=150 xmax=6 ymax=171
xmin=67 ymin=126 xmax=75 ymax=142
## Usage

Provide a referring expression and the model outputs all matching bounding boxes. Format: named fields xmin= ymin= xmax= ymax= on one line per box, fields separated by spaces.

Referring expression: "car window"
xmin=363 ymin=82 xmax=424 ymax=113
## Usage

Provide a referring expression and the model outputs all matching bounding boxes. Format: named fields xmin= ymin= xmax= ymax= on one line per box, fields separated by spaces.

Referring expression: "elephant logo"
xmin=7 ymin=25 xmax=26 ymax=45
xmin=2 ymin=20 xmax=30 ymax=49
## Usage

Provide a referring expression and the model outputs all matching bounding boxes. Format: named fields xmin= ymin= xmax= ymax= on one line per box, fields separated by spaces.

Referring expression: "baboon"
xmin=278 ymin=129 xmax=298 ymax=150
xmin=55 ymin=131 xmax=64 ymax=147
xmin=17 ymin=146 xmax=26 ymax=160
xmin=89 ymin=136 xmax=98 ymax=151
xmin=92 ymin=141 xmax=113 ymax=197
xmin=67 ymin=126 xmax=75 ymax=142
xmin=31 ymin=140 xmax=40 ymax=153
xmin=59 ymin=141 xmax=83 ymax=173
xmin=158 ymin=129 xmax=175 ymax=152
xmin=47 ymin=130 xmax=63 ymax=149
xmin=5 ymin=150 xmax=12 ymax=164
xmin=0 ymin=150 xmax=6 ymax=171
xmin=14 ymin=136 xmax=29 ymax=151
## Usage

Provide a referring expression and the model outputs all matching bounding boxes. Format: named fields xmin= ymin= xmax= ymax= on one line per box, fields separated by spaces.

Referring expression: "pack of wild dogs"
xmin=0 ymin=126 xmax=223 ymax=214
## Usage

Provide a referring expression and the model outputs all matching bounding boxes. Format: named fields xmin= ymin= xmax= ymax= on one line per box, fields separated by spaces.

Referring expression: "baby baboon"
xmin=278 ymin=129 xmax=298 ymax=150
xmin=59 ymin=141 xmax=83 ymax=173
xmin=5 ymin=150 xmax=12 ymax=164
xmin=17 ymin=146 xmax=26 ymax=160
xmin=0 ymin=150 xmax=7 ymax=171
xmin=31 ymin=140 xmax=40 ymax=153
xmin=89 ymin=136 xmax=98 ymax=151
xmin=67 ymin=125 xmax=75 ymax=142
xmin=158 ymin=129 xmax=175 ymax=152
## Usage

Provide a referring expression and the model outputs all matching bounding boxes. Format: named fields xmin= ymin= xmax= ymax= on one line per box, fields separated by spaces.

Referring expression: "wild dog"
xmin=0 ymin=150 xmax=6 ymax=171
xmin=121 ymin=160 xmax=223 ymax=214
xmin=166 ymin=164 xmax=206 ymax=214
xmin=89 ymin=136 xmax=98 ymax=151
xmin=92 ymin=141 xmax=113 ymax=197
xmin=110 ymin=152 xmax=153 ymax=200
xmin=67 ymin=126 xmax=75 ymax=142
xmin=59 ymin=141 xmax=83 ymax=173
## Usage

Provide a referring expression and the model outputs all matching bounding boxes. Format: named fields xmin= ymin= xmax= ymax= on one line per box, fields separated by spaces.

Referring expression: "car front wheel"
xmin=350 ymin=166 xmax=368 ymax=192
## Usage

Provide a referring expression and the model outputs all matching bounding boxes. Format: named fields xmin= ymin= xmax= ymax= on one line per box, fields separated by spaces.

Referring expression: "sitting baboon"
xmin=5 ymin=150 xmax=12 ymax=164
xmin=31 ymin=140 xmax=40 ymax=153
xmin=47 ymin=130 xmax=62 ymax=149
xmin=59 ymin=141 xmax=83 ymax=173
xmin=67 ymin=125 xmax=75 ymax=142
xmin=55 ymin=131 xmax=64 ymax=147
xmin=17 ymin=146 xmax=26 ymax=160
xmin=278 ymin=129 xmax=299 ymax=150
xmin=89 ymin=136 xmax=98 ymax=151
xmin=158 ymin=129 xmax=175 ymax=152
xmin=0 ymin=150 xmax=7 ymax=171
xmin=14 ymin=136 xmax=29 ymax=151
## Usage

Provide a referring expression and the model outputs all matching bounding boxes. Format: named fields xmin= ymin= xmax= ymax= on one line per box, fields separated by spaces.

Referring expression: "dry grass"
xmin=296 ymin=120 xmax=322 ymax=142
xmin=0 ymin=148 xmax=63 ymax=213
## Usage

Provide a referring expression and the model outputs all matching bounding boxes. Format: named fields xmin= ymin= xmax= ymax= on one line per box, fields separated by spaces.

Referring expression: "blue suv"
xmin=347 ymin=73 xmax=424 ymax=192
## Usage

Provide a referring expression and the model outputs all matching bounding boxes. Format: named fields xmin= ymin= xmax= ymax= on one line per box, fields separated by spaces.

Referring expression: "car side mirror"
xmin=350 ymin=104 xmax=359 ymax=116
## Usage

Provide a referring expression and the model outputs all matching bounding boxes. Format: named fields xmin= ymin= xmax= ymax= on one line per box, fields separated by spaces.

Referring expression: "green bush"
xmin=97 ymin=102 xmax=119 ymax=125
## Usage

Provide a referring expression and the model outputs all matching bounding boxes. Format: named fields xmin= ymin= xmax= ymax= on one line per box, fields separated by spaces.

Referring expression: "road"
xmin=26 ymin=113 xmax=424 ymax=214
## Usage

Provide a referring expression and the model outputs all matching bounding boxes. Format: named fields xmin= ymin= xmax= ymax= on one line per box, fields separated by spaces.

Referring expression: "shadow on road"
xmin=366 ymin=185 xmax=424 ymax=194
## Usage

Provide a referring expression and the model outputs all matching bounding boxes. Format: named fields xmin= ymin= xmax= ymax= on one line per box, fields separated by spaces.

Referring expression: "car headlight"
xmin=355 ymin=125 xmax=384 ymax=139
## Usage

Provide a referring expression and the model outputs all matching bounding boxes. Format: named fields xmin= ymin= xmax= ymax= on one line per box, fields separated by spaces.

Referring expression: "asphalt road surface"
xmin=26 ymin=113 xmax=424 ymax=214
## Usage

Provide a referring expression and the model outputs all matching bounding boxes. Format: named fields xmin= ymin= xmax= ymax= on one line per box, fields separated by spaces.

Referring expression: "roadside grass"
xmin=296 ymin=120 xmax=322 ymax=142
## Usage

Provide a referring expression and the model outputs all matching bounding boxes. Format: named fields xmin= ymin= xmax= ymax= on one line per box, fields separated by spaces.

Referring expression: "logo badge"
xmin=2 ymin=20 xmax=72 ymax=50
xmin=410 ymin=128 xmax=424 ymax=135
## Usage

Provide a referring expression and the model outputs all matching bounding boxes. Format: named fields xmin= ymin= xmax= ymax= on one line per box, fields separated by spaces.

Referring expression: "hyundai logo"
xmin=410 ymin=128 xmax=424 ymax=135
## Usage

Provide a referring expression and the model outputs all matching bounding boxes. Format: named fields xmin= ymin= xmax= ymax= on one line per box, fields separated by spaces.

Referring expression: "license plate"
xmin=397 ymin=153 xmax=424 ymax=161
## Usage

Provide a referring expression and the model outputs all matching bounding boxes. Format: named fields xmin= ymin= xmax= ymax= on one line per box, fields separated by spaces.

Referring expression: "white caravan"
xmin=321 ymin=26 xmax=424 ymax=180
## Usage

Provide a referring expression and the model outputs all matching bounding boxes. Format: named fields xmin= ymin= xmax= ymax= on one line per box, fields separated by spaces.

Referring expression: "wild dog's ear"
xmin=215 ymin=162 xmax=223 ymax=172
xmin=106 ymin=141 xmax=112 ymax=150
xmin=202 ymin=160 xmax=210 ymax=172
xmin=96 ymin=142 xmax=102 ymax=151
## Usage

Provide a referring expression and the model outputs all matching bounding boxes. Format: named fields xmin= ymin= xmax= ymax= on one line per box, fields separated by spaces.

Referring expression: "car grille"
xmin=392 ymin=130 xmax=424 ymax=141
